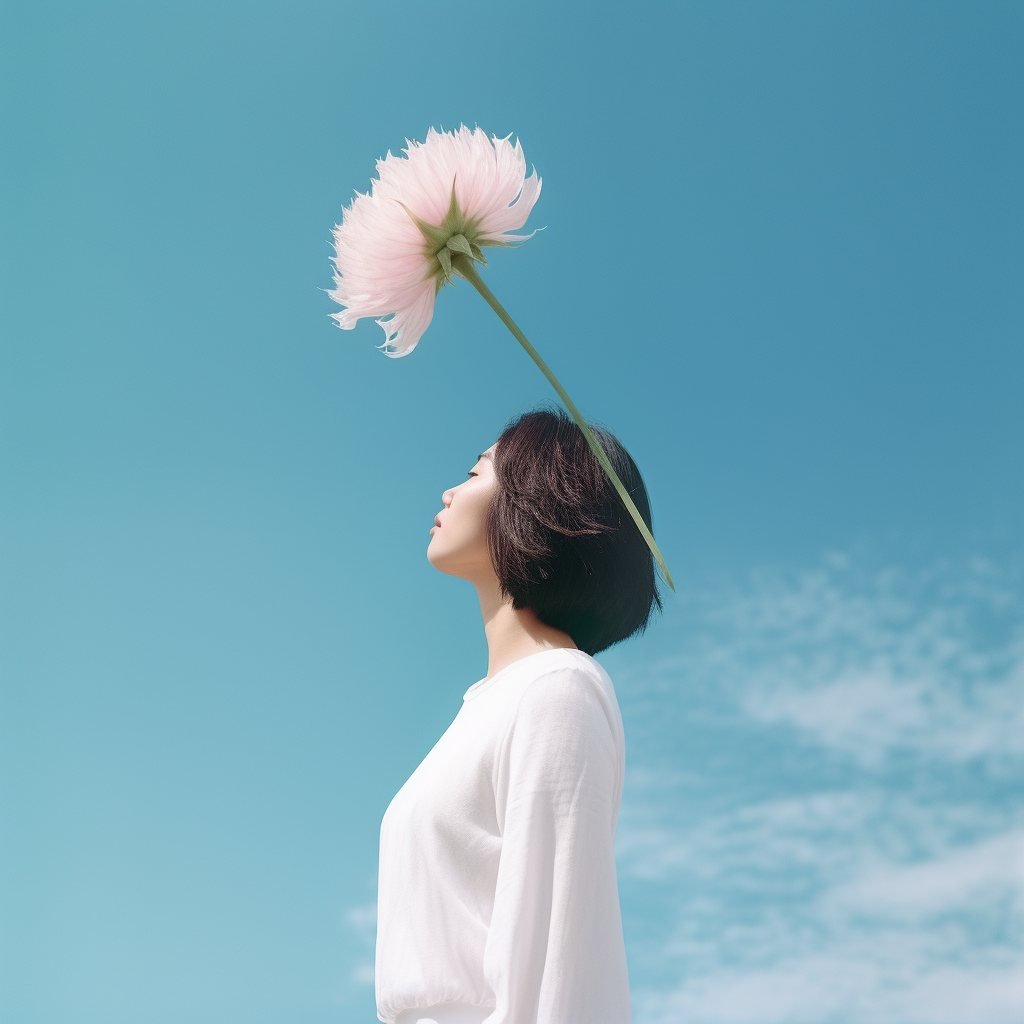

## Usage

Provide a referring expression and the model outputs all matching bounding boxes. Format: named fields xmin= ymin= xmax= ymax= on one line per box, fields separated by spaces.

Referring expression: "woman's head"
xmin=427 ymin=408 xmax=662 ymax=654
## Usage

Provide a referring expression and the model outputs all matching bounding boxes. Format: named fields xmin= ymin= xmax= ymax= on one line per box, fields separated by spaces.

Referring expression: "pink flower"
xmin=328 ymin=125 xmax=542 ymax=357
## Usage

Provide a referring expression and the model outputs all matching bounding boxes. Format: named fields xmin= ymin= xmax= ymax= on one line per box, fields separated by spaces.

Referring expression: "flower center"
xmin=402 ymin=185 xmax=503 ymax=290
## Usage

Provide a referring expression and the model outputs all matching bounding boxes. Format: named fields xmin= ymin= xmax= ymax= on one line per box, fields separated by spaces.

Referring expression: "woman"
xmin=375 ymin=409 xmax=662 ymax=1024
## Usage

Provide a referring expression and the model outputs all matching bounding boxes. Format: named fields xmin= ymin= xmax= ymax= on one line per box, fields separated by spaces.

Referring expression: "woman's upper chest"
xmin=383 ymin=693 xmax=513 ymax=841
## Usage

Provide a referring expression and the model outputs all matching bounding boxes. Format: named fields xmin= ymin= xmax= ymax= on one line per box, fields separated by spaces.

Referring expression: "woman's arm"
xmin=483 ymin=667 xmax=631 ymax=1024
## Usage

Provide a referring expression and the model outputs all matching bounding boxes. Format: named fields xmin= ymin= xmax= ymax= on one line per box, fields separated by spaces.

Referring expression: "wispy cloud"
xmin=344 ymin=902 xmax=376 ymax=987
xmin=604 ymin=555 xmax=1024 ymax=1024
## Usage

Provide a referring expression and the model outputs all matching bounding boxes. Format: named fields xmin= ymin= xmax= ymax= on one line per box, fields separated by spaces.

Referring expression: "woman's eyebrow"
xmin=477 ymin=451 xmax=493 ymax=461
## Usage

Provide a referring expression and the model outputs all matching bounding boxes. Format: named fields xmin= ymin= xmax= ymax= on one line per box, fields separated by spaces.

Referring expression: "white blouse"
xmin=375 ymin=648 xmax=632 ymax=1024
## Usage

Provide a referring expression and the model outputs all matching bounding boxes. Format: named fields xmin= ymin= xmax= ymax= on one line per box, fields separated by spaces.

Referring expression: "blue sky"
xmin=1 ymin=3 xmax=1021 ymax=1023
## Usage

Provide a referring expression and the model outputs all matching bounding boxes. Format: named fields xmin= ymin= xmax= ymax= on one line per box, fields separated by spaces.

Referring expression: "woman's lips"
xmin=434 ymin=514 xmax=443 ymax=528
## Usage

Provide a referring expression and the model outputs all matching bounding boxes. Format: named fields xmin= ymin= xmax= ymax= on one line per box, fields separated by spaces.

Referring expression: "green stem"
xmin=458 ymin=261 xmax=675 ymax=593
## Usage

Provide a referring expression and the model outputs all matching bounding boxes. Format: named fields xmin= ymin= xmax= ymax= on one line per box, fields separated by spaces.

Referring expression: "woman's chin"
xmin=426 ymin=539 xmax=447 ymax=570
xmin=427 ymin=546 xmax=471 ymax=581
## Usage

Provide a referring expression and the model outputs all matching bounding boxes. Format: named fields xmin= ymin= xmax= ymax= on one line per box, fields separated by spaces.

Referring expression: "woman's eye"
xmin=467 ymin=471 xmax=477 ymax=478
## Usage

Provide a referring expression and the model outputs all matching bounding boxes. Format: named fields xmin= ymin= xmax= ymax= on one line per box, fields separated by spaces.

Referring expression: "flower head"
xmin=328 ymin=126 xmax=541 ymax=357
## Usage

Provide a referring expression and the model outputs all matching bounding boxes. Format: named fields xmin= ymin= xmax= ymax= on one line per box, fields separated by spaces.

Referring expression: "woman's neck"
xmin=475 ymin=578 xmax=577 ymax=680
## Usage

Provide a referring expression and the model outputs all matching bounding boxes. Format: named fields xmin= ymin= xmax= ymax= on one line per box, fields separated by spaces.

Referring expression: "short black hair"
xmin=487 ymin=408 xmax=663 ymax=655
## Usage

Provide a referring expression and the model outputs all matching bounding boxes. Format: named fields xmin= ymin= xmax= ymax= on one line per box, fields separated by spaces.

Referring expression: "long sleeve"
xmin=482 ymin=665 xmax=631 ymax=1024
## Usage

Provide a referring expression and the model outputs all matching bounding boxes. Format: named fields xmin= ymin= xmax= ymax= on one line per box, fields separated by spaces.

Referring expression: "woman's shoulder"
xmin=498 ymin=649 xmax=625 ymax=784
xmin=509 ymin=648 xmax=622 ymax=727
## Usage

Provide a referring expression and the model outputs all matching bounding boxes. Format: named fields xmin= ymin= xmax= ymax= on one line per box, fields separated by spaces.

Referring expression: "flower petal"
xmin=376 ymin=280 xmax=437 ymax=358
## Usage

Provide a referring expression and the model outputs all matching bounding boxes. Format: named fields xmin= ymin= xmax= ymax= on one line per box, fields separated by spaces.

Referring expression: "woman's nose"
xmin=442 ymin=489 xmax=454 ymax=507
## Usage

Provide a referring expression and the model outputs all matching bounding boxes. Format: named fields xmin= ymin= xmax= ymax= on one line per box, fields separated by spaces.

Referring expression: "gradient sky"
xmin=1 ymin=3 xmax=1021 ymax=1023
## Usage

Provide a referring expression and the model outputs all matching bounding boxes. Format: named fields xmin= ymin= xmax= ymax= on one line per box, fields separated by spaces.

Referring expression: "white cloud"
xmin=741 ymin=665 xmax=1024 ymax=767
xmin=622 ymin=795 xmax=1024 ymax=1024
xmin=606 ymin=556 xmax=1024 ymax=1024
xmin=636 ymin=956 xmax=1024 ymax=1024
xmin=628 ymin=557 xmax=1024 ymax=769
xmin=351 ymin=960 xmax=375 ymax=986
xmin=344 ymin=902 xmax=376 ymax=987
xmin=732 ymin=566 xmax=1024 ymax=767
xmin=823 ymin=830 xmax=1023 ymax=924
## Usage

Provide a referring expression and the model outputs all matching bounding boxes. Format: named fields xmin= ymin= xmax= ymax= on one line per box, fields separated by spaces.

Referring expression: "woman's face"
xmin=427 ymin=443 xmax=498 ymax=583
